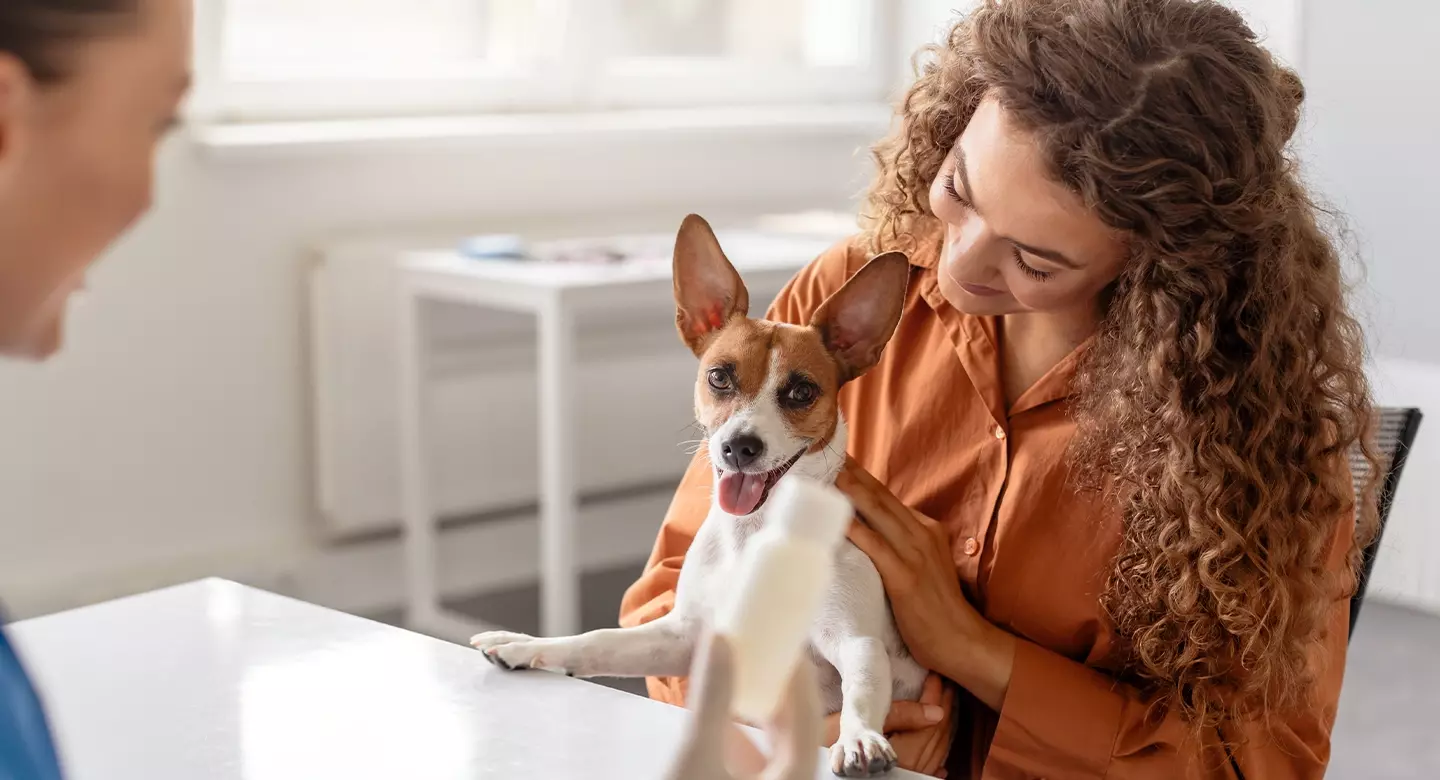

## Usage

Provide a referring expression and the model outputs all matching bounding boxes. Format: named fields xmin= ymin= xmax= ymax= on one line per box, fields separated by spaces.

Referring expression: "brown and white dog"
xmin=471 ymin=215 xmax=926 ymax=777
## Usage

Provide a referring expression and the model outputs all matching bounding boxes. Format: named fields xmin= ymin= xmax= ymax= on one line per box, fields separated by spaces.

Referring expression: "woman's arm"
xmin=979 ymin=593 xmax=1348 ymax=779
xmin=841 ymin=461 xmax=1353 ymax=779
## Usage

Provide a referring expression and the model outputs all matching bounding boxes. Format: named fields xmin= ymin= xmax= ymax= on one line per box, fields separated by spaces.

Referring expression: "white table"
xmin=9 ymin=580 xmax=930 ymax=779
xmin=396 ymin=231 xmax=835 ymax=640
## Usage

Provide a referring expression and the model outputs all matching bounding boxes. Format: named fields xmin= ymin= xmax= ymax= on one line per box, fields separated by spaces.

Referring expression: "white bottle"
xmin=712 ymin=476 xmax=853 ymax=723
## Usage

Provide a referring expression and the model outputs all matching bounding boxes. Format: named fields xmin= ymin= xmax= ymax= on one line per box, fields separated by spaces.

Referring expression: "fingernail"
xmin=923 ymin=705 xmax=944 ymax=722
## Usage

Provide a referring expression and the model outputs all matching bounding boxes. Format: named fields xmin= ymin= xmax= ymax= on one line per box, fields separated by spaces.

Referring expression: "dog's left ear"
xmin=673 ymin=214 xmax=749 ymax=356
xmin=810 ymin=252 xmax=910 ymax=383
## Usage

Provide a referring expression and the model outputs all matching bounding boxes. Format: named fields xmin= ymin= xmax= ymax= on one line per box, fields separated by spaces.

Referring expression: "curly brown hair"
xmin=865 ymin=0 xmax=1379 ymax=737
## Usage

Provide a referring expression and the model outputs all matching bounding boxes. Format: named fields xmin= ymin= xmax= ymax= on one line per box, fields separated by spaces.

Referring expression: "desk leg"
xmin=538 ymin=300 xmax=580 ymax=637
xmin=397 ymin=285 xmax=439 ymax=629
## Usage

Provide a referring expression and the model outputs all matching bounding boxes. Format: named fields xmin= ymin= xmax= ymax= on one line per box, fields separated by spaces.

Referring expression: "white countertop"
xmin=9 ymin=580 xmax=928 ymax=779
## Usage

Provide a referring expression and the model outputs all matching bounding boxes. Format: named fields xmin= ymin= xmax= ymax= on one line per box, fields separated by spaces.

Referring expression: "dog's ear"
xmin=673 ymin=214 xmax=749 ymax=356
xmin=810 ymin=252 xmax=910 ymax=383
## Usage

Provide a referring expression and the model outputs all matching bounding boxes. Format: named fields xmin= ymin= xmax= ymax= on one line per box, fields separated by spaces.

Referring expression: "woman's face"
xmin=931 ymin=96 xmax=1129 ymax=319
xmin=0 ymin=0 xmax=191 ymax=359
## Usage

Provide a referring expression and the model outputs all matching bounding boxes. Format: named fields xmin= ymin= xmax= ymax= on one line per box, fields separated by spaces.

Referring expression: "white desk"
xmin=10 ymin=580 xmax=930 ymax=779
xmin=396 ymin=231 xmax=834 ymax=640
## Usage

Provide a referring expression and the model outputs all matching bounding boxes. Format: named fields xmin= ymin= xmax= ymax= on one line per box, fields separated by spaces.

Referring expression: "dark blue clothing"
xmin=0 ymin=623 xmax=64 ymax=780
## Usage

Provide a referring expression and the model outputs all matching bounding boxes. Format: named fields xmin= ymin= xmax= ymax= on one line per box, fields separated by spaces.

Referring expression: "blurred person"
xmin=0 ymin=0 xmax=191 ymax=776
xmin=621 ymin=1 xmax=1378 ymax=777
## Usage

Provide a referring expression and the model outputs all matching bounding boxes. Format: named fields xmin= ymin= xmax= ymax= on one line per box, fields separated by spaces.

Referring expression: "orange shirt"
xmin=619 ymin=224 xmax=1353 ymax=779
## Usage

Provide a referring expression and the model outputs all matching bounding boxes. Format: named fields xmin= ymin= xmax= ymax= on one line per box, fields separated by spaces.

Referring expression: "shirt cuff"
xmin=986 ymin=640 xmax=1125 ymax=778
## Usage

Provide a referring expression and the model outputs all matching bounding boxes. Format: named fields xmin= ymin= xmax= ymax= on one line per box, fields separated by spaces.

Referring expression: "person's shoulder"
xmin=769 ymin=221 xmax=941 ymax=323
xmin=810 ymin=220 xmax=943 ymax=281
xmin=804 ymin=233 xmax=872 ymax=284
xmin=767 ymin=234 xmax=866 ymax=323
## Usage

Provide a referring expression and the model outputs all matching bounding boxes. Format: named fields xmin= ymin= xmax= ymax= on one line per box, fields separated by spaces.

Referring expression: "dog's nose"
xmin=721 ymin=435 xmax=766 ymax=470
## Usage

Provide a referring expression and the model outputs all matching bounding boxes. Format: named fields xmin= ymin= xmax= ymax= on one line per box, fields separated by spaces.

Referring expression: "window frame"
xmin=189 ymin=0 xmax=897 ymax=124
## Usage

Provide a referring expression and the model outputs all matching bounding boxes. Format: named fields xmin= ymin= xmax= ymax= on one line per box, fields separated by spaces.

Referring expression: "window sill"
xmin=188 ymin=104 xmax=895 ymax=162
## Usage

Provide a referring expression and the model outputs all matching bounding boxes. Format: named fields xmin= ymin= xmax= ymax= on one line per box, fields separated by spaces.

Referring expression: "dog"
xmin=471 ymin=215 xmax=927 ymax=777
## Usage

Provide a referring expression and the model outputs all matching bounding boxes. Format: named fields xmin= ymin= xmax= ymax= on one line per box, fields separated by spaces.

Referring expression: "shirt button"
xmin=963 ymin=537 xmax=980 ymax=556
xmin=993 ymin=426 xmax=1007 ymax=440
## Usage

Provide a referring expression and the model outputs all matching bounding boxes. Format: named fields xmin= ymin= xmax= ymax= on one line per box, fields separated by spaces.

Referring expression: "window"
xmin=194 ymin=0 xmax=892 ymax=123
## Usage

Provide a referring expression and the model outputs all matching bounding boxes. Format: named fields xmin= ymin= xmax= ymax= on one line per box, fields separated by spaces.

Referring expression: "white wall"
xmin=1301 ymin=0 xmax=1440 ymax=610
xmin=1302 ymin=0 xmax=1440 ymax=363
xmin=896 ymin=0 xmax=971 ymax=77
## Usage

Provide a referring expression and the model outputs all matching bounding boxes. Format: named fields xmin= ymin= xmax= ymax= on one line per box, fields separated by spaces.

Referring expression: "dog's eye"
xmin=784 ymin=381 xmax=818 ymax=407
xmin=707 ymin=368 xmax=732 ymax=392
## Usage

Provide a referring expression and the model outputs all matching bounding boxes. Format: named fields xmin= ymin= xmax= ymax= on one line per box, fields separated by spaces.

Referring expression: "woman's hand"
xmin=820 ymin=674 xmax=943 ymax=746
xmin=665 ymin=634 xmax=822 ymax=780
xmin=836 ymin=459 xmax=1017 ymax=711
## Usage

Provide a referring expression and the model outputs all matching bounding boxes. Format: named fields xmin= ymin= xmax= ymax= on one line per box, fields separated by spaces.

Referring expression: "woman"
xmin=0 ymin=0 xmax=190 ymax=775
xmin=622 ymin=1 xmax=1377 ymax=777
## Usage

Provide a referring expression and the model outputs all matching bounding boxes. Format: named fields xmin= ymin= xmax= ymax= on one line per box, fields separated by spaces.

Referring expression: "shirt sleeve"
xmin=984 ymin=510 xmax=1356 ymax=780
xmin=617 ymin=236 xmax=861 ymax=706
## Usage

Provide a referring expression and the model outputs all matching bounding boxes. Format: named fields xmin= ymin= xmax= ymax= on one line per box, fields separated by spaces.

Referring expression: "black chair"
xmin=1348 ymin=406 xmax=1423 ymax=638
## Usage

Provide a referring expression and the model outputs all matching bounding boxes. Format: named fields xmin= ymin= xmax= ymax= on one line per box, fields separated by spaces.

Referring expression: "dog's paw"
xmin=469 ymin=631 xmax=569 ymax=674
xmin=829 ymin=728 xmax=898 ymax=778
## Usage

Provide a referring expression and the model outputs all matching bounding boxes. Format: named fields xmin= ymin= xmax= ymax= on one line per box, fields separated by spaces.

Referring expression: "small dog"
xmin=471 ymin=215 xmax=926 ymax=777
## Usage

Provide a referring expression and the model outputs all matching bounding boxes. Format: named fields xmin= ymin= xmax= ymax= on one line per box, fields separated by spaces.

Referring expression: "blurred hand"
xmin=665 ymin=634 xmax=822 ymax=780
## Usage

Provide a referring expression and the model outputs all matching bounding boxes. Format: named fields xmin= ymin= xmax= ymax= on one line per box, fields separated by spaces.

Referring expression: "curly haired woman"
xmin=622 ymin=0 xmax=1378 ymax=777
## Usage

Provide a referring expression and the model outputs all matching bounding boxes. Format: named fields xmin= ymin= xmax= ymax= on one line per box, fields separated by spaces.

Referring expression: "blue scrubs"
xmin=0 ymin=624 xmax=64 ymax=780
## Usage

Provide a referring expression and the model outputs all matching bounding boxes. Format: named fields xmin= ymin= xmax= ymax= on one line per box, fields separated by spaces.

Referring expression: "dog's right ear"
xmin=673 ymin=214 xmax=749 ymax=356
xmin=810 ymin=251 xmax=910 ymax=384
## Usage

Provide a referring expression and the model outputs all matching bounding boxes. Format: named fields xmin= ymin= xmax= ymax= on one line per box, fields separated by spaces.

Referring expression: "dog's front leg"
xmin=471 ymin=611 xmax=698 ymax=679
xmin=823 ymin=636 xmax=897 ymax=778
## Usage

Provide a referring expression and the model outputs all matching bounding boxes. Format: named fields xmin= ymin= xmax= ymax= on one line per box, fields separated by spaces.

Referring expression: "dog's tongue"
xmin=718 ymin=472 xmax=767 ymax=516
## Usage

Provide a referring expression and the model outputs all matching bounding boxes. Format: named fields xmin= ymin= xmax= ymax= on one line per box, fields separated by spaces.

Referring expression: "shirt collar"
xmin=902 ymin=217 xmax=1090 ymax=414
xmin=902 ymin=218 xmax=944 ymax=270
